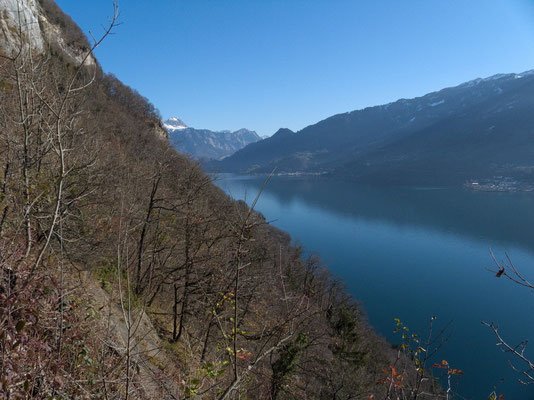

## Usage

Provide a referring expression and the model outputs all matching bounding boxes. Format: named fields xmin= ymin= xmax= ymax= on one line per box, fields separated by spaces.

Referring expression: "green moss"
xmin=93 ymin=260 xmax=115 ymax=290
xmin=0 ymin=80 xmax=12 ymax=92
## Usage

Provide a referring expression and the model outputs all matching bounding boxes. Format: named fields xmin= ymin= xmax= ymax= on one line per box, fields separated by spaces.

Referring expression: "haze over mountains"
xmin=209 ymin=71 xmax=534 ymax=186
xmin=164 ymin=117 xmax=261 ymax=160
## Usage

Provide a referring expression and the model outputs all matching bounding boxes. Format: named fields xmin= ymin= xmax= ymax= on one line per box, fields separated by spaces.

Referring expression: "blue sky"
xmin=56 ymin=0 xmax=534 ymax=136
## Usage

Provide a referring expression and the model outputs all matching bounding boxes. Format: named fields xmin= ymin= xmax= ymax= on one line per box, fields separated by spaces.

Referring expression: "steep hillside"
xmin=211 ymin=71 xmax=534 ymax=185
xmin=164 ymin=117 xmax=261 ymax=160
xmin=0 ymin=1 xmax=438 ymax=399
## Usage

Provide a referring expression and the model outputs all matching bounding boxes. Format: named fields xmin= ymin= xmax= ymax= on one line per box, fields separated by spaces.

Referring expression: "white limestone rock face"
xmin=0 ymin=0 xmax=44 ymax=56
xmin=38 ymin=12 xmax=95 ymax=66
xmin=0 ymin=0 xmax=95 ymax=66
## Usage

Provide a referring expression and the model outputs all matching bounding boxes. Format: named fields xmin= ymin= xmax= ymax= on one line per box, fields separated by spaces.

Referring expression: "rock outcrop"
xmin=0 ymin=0 xmax=95 ymax=65
xmin=0 ymin=0 xmax=44 ymax=55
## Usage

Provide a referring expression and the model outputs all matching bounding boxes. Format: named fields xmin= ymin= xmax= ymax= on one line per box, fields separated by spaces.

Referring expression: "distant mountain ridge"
xmin=164 ymin=118 xmax=261 ymax=160
xmin=210 ymin=70 xmax=534 ymax=185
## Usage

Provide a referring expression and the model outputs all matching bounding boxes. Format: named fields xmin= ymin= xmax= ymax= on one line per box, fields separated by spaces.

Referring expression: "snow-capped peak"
xmin=460 ymin=70 xmax=534 ymax=88
xmin=163 ymin=117 xmax=188 ymax=131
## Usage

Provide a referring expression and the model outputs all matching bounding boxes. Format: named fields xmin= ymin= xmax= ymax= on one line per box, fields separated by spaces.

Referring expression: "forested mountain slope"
xmin=211 ymin=71 xmax=534 ymax=185
xmin=0 ymin=1 xmax=439 ymax=399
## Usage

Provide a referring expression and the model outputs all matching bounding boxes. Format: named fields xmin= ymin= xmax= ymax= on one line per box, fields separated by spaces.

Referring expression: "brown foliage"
xmin=0 ymin=2 xmax=421 ymax=399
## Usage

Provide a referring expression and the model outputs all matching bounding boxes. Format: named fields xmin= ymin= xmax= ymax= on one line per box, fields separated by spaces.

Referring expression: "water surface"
xmin=215 ymin=174 xmax=534 ymax=399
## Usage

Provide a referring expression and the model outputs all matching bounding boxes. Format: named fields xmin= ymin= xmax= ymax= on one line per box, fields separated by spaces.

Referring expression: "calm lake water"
xmin=215 ymin=174 xmax=534 ymax=400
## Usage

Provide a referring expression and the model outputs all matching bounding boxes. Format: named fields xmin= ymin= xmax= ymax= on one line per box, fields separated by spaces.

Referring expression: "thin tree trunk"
xmin=135 ymin=174 xmax=160 ymax=294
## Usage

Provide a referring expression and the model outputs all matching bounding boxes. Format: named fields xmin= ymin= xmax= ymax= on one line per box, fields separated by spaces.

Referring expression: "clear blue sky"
xmin=55 ymin=0 xmax=534 ymax=136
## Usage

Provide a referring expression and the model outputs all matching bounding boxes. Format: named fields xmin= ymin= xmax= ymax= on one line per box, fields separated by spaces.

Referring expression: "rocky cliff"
xmin=0 ymin=0 xmax=94 ymax=65
xmin=0 ymin=0 xmax=44 ymax=54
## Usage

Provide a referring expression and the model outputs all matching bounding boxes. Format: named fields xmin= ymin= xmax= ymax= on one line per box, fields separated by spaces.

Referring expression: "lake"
xmin=214 ymin=174 xmax=534 ymax=400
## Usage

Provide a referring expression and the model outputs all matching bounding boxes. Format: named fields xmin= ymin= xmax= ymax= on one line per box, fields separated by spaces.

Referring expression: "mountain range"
xmin=209 ymin=71 xmax=534 ymax=186
xmin=164 ymin=117 xmax=261 ymax=160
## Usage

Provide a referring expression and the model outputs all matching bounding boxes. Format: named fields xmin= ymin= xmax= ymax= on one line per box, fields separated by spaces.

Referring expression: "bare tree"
xmin=483 ymin=250 xmax=534 ymax=385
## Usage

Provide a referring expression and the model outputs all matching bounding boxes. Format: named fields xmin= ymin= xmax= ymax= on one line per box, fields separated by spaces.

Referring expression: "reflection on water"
xmin=215 ymin=174 xmax=534 ymax=400
xmin=220 ymin=175 xmax=534 ymax=252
